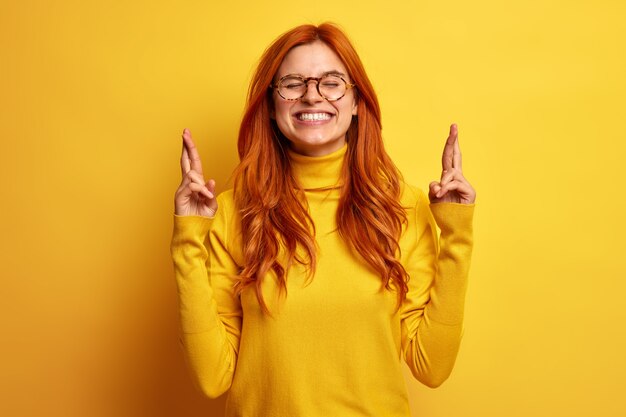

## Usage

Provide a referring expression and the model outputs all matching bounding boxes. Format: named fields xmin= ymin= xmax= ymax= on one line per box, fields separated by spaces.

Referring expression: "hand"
xmin=174 ymin=128 xmax=218 ymax=217
xmin=429 ymin=124 xmax=476 ymax=204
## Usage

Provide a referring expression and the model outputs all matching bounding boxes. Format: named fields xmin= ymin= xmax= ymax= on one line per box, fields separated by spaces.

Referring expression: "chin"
xmin=288 ymin=137 xmax=345 ymax=156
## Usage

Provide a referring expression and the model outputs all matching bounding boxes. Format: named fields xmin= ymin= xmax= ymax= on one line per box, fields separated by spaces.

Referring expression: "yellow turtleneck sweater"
xmin=170 ymin=144 xmax=474 ymax=417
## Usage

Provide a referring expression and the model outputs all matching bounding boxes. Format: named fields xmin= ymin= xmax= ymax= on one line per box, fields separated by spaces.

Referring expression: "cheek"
xmin=273 ymin=100 xmax=291 ymax=122
xmin=339 ymin=103 xmax=356 ymax=125
xmin=273 ymin=103 xmax=293 ymax=137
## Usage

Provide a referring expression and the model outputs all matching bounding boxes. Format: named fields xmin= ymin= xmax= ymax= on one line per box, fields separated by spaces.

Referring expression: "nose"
xmin=300 ymin=79 xmax=324 ymax=103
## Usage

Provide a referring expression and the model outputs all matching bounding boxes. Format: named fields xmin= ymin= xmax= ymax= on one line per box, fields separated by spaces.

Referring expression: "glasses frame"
xmin=270 ymin=74 xmax=356 ymax=102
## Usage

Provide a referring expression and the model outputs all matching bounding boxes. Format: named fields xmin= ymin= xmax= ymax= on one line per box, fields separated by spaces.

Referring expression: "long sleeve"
xmin=400 ymin=188 xmax=475 ymax=388
xmin=166 ymin=147 xmax=472 ymax=415
xmin=170 ymin=192 xmax=243 ymax=398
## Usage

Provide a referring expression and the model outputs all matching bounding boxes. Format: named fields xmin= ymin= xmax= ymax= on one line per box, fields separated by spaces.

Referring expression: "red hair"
xmin=233 ymin=22 xmax=409 ymax=314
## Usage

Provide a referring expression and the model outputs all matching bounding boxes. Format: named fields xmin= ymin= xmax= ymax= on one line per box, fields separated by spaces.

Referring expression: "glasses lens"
xmin=278 ymin=76 xmax=306 ymax=100
xmin=318 ymin=75 xmax=347 ymax=100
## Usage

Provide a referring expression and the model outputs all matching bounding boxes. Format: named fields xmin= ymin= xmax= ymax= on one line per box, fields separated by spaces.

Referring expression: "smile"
xmin=296 ymin=112 xmax=332 ymax=121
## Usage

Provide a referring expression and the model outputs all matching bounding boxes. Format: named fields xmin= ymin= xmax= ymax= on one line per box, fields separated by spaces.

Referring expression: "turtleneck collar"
xmin=287 ymin=143 xmax=347 ymax=190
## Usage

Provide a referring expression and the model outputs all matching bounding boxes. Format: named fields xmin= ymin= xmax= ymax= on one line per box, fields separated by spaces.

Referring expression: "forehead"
xmin=276 ymin=41 xmax=348 ymax=78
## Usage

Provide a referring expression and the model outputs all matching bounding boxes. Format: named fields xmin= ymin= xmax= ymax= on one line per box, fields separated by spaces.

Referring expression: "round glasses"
xmin=271 ymin=74 xmax=356 ymax=102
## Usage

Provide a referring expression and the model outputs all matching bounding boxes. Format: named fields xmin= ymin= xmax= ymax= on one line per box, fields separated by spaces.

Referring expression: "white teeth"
xmin=298 ymin=113 xmax=331 ymax=121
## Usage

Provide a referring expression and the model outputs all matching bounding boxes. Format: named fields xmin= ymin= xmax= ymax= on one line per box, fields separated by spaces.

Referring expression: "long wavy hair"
xmin=233 ymin=22 xmax=409 ymax=314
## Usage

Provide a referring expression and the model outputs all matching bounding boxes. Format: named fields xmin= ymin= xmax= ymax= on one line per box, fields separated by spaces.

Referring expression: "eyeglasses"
xmin=270 ymin=74 xmax=356 ymax=102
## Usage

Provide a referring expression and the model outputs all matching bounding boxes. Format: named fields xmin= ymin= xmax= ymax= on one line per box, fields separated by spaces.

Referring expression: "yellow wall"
xmin=1 ymin=1 xmax=625 ymax=416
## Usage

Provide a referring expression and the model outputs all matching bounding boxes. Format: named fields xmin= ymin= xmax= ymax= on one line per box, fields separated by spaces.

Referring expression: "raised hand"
xmin=429 ymin=124 xmax=476 ymax=205
xmin=174 ymin=128 xmax=218 ymax=217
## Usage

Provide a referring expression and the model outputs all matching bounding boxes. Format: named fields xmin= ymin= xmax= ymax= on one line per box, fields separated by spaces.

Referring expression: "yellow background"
xmin=1 ymin=0 xmax=625 ymax=416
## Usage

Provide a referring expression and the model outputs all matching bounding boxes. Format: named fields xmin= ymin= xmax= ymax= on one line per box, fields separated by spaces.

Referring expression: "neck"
xmin=288 ymin=143 xmax=347 ymax=190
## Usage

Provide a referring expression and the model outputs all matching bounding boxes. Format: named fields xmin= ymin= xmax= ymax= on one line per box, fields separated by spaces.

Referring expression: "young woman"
xmin=171 ymin=22 xmax=475 ymax=417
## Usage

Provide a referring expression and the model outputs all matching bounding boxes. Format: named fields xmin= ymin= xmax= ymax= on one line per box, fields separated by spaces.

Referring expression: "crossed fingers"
xmin=179 ymin=128 xmax=213 ymax=200
xmin=428 ymin=124 xmax=476 ymax=204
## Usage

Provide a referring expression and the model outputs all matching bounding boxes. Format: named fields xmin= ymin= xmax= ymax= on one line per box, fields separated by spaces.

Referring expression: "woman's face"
xmin=272 ymin=41 xmax=357 ymax=157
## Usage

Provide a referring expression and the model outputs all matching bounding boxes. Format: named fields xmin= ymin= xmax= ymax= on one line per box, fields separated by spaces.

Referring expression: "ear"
xmin=351 ymin=93 xmax=358 ymax=116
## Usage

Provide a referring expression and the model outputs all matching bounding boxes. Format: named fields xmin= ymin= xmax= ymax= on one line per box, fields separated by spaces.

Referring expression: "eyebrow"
xmin=283 ymin=70 xmax=347 ymax=78
xmin=322 ymin=70 xmax=347 ymax=77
